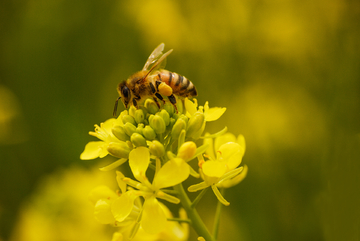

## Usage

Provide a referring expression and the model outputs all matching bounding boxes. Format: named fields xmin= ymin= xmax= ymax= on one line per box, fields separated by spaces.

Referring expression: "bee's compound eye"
xmin=122 ymin=86 xmax=130 ymax=99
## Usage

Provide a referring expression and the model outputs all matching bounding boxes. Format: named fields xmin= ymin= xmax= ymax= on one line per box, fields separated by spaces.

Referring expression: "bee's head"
xmin=118 ymin=82 xmax=131 ymax=108
xmin=114 ymin=81 xmax=131 ymax=117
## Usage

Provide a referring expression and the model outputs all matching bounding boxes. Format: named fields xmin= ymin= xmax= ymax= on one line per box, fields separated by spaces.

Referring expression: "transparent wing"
xmin=142 ymin=43 xmax=173 ymax=73
xmin=143 ymin=43 xmax=165 ymax=71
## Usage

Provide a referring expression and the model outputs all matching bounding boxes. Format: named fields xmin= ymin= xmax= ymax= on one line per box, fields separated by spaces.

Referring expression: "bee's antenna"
xmin=113 ymin=97 xmax=121 ymax=117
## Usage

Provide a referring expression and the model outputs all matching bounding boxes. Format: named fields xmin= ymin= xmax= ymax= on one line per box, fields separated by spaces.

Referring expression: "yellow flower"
xmin=80 ymin=113 xmax=132 ymax=171
xmin=112 ymin=147 xmax=190 ymax=234
xmin=185 ymin=98 xmax=226 ymax=122
xmin=188 ymin=133 xmax=247 ymax=206
xmin=184 ymin=99 xmax=226 ymax=139
xmin=89 ymin=183 xmax=140 ymax=228
xmin=80 ymin=118 xmax=118 ymax=160
xmin=112 ymin=204 xmax=189 ymax=241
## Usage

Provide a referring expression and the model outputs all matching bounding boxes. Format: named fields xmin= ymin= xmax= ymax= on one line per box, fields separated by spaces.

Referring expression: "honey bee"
xmin=113 ymin=43 xmax=197 ymax=116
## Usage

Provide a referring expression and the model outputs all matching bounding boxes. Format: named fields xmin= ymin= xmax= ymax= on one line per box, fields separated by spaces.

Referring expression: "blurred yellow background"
xmin=1 ymin=0 xmax=359 ymax=240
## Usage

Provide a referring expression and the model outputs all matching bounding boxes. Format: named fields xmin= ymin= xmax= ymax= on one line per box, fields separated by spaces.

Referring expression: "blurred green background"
xmin=1 ymin=0 xmax=359 ymax=240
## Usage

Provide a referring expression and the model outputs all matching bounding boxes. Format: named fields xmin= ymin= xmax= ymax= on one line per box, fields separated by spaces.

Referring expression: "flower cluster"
xmin=81 ymin=98 xmax=247 ymax=240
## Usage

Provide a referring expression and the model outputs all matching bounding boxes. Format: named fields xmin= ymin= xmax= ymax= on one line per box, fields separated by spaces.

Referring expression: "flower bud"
xmin=148 ymin=114 xmax=154 ymax=125
xmin=168 ymin=117 xmax=176 ymax=130
xmin=163 ymin=102 xmax=175 ymax=116
xmin=136 ymin=123 xmax=144 ymax=135
xmin=128 ymin=106 xmax=137 ymax=118
xmin=149 ymin=140 xmax=165 ymax=157
xmin=150 ymin=115 xmax=166 ymax=134
xmin=143 ymin=125 xmax=156 ymax=140
xmin=177 ymin=98 xmax=184 ymax=114
xmin=178 ymin=114 xmax=189 ymax=124
xmin=130 ymin=133 xmax=147 ymax=147
xmin=157 ymin=109 xmax=170 ymax=126
xmin=112 ymin=125 xmax=129 ymax=141
xmin=121 ymin=114 xmax=136 ymax=126
xmin=145 ymin=99 xmax=159 ymax=114
xmin=124 ymin=122 xmax=137 ymax=136
xmin=107 ymin=142 xmax=131 ymax=158
xmin=134 ymin=109 xmax=145 ymax=124
xmin=171 ymin=118 xmax=187 ymax=140
xmin=186 ymin=112 xmax=205 ymax=138
xmin=177 ymin=141 xmax=197 ymax=161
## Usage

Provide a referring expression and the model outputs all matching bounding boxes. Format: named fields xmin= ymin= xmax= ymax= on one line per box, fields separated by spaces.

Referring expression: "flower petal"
xmin=94 ymin=199 xmax=116 ymax=224
xmin=185 ymin=98 xmax=197 ymax=117
xmin=88 ymin=185 xmax=118 ymax=204
xmin=204 ymin=106 xmax=226 ymax=122
xmin=202 ymin=160 xmax=227 ymax=178
xmin=203 ymin=134 xmax=215 ymax=160
xmin=116 ymin=171 xmax=127 ymax=194
xmin=102 ymin=118 xmax=116 ymax=133
xmin=218 ymin=142 xmax=244 ymax=170
xmin=80 ymin=141 xmax=108 ymax=160
xmin=141 ymin=196 xmax=167 ymax=234
xmin=214 ymin=133 xmax=236 ymax=151
xmin=217 ymin=165 xmax=248 ymax=188
xmin=111 ymin=192 xmax=136 ymax=222
xmin=129 ymin=147 xmax=150 ymax=181
xmin=237 ymin=134 xmax=246 ymax=153
xmin=152 ymin=158 xmax=189 ymax=190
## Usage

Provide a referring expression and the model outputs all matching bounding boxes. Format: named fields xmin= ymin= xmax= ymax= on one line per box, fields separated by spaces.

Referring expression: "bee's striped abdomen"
xmin=158 ymin=70 xmax=197 ymax=97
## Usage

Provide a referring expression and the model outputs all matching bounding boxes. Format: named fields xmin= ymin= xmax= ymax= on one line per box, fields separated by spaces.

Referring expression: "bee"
xmin=113 ymin=43 xmax=197 ymax=116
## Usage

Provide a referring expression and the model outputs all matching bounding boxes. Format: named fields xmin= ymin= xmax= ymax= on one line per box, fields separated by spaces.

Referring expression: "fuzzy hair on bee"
xmin=113 ymin=43 xmax=197 ymax=116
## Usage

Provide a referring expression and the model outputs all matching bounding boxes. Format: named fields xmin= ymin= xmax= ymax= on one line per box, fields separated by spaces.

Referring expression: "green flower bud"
xmin=128 ymin=106 xmax=137 ymax=118
xmin=172 ymin=113 xmax=179 ymax=120
xmin=134 ymin=109 xmax=145 ymax=124
xmin=177 ymin=98 xmax=184 ymax=114
xmin=149 ymin=140 xmax=165 ymax=157
xmin=186 ymin=112 xmax=205 ymax=139
xmin=136 ymin=123 xmax=144 ymax=135
xmin=192 ymin=121 xmax=205 ymax=140
xmin=178 ymin=114 xmax=189 ymax=124
xmin=150 ymin=115 xmax=166 ymax=134
xmin=124 ymin=122 xmax=137 ymax=136
xmin=163 ymin=102 xmax=175 ymax=116
xmin=107 ymin=142 xmax=131 ymax=158
xmin=143 ymin=125 xmax=156 ymax=140
xmin=145 ymin=99 xmax=159 ymax=114
xmin=130 ymin=133 xmax=147 ymax=147
xmin=177 ymin=141 xmax=197 ymax=161
xmin=112 ymin=125 xmax=130 ymax=141
xmin=157 ymin=109 xmax=170 ymax=126
xmin=168 ymin=117 xmax=176 ymax=130
xmin=148 ymin=114 xmax=154 ymax=124
xmin=121 ymin=114 xmax=136 ymax=126
xmin=171 ymin=118 xmax=187 ymax=140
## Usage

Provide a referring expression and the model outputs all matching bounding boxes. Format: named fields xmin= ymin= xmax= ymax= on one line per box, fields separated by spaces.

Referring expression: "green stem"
xmin=167 ymin=218 xmax=192 ymax=224
xmin=212 ymin=188 xmax=224 ymax=239
xmin=174 ymin=183 xmax=215 ymax=241
xmin=191 ymin=187 xmax=208 ymax=208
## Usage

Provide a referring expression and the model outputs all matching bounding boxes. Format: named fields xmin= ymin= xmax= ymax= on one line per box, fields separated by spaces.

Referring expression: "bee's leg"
xmin=132 ymin=98 xmax=138 ymax=108
xmin=155 ymin=93 xmax=166 ymax=105
xmin=152 ymin=96 xmax=161 ymax=108
xmin=133 ymin=95 xmax=141 ymax=108
xmin=168 ymin=94 xmax=178 ymax=113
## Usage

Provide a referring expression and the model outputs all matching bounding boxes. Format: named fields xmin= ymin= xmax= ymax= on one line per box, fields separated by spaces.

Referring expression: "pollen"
xmin=158 ymin=82 xmax=173 ymax=96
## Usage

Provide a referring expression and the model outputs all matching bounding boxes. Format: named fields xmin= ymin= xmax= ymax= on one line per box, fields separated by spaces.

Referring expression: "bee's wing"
xmin=143 ymin=43 xmax=173 ymax=73
xmin=143 ymin=43 xmax=165 ymax=71
xmin=141 ymin=48 xmax=173 ymax=81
